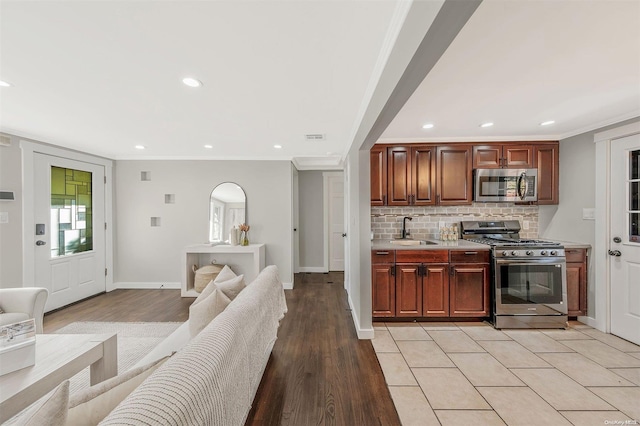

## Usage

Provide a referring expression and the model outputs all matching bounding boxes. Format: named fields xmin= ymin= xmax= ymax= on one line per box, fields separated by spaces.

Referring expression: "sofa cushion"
xmin=0 ymin=312 xmax=30 ymax=327
xmin=66 ymin=356 xmax=168 ymax=426
xmin=5 ymin=380 xmax=69 ymax=426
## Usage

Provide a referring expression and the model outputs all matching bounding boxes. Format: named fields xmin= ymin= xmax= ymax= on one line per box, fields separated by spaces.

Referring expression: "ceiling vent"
xmin=304 ymin=134 xmax=326 ymax=141
xmin=0 ymin=135 xmax=11 ymax=147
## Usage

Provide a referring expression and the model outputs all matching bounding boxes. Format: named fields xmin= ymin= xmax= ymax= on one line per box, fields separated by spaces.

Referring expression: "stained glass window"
xmin=50 ymin=166 xmax=93 ymax=257
xmin=630 ymin=150 xmax=639 ymax=243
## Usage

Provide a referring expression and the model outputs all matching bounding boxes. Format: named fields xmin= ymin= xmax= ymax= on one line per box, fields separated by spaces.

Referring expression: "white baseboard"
xmin=283 ymin=282 xmax=293 ymax=290
xmin=112 ymin=282 xmax=181 ymax=290
xmin=348 ymin=294 xmax=374 ymax=340
xmin=298 ymin=267 xmax=327 ymax=273
xmin=577 ymin=315 xmax=602 ymax=331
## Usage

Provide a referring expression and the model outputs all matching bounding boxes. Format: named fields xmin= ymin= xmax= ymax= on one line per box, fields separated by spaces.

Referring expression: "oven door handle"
xmin=517 ymin=171 xmax=527 ymax=200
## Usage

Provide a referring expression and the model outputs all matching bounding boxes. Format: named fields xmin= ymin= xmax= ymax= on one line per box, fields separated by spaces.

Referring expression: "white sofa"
xmin=0 ymin=288 xmax=48 ymax=333
xmin=98 ymin=264 xmax=287 ymax=425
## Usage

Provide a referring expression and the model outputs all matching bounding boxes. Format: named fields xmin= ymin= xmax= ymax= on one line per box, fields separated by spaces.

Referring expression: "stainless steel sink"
xmin=389 ymin=239 xmax=438 ymax=246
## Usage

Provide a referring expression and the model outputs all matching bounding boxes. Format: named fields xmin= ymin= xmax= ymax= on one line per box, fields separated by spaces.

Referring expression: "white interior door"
xmin=34 ymin=154 xmax=106 ymax=312
xmin=610 ymin=133 xmax=640 ymax=345
xmin=328 ymin=173 xmax=345 ymax=271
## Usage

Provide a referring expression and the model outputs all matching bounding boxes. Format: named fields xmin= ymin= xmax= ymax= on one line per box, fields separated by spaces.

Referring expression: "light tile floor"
xmin=373 ymin=321 xmax=640 ymax=426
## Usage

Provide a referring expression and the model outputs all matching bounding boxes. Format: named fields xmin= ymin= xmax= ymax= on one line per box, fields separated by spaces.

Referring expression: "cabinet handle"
xmin=464 ymin=251 xmax=478 ymax=255
xmin=383 ymin=195 xmax=387 ymax=205
xmin=437 ymin=194 xmax=441 ymax=204
xmin=450 ymin=267 xmax=455 ymax=276
xmin=390 ymin=265 xmax=395 ymax=276
xmin=376 ymin=251 xmax=390 ymax=255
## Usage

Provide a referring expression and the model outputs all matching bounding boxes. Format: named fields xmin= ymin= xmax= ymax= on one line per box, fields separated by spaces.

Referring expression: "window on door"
xmin=50 ymin=166 xmax=93 ymax=257
xmin=630 ymin=150 xmax=639 ymax=243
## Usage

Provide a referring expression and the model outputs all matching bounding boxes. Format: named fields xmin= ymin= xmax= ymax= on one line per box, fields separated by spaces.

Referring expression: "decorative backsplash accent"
xmin=372 ymin=203 xmax=539 ymax=241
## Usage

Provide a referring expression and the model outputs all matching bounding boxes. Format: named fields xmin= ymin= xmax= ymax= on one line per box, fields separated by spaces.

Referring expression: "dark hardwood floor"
xmin=43 ymin=289 xmax=194 ymax=333
xmin=43 ymin=274 xmax=400 ymax=426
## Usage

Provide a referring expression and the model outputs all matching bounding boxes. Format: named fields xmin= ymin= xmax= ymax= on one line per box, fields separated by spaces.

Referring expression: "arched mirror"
xmin=209 ymin=182 xmax=246 ymax=244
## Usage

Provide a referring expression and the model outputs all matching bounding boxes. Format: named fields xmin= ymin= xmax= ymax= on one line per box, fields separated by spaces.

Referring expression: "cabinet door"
xmin=504 ymin=145 xmax=533 ymax=168
xmin=387 ymin=146 xmax=411 ymax=206
xmin=423 ymin=265 xmax=449 ymax=316
xmin=412 ymin=146 xmax=436 ymax=205
xmin=450 ymin=264 xmax=490 ymax=317
xmin=534 ymin=143 xmax=559 ymax=205
xmin=473 ymin=145 xmax=502 ymax=168
xmin=372 ymin=264 xmax=395 ymax=317
xmin=437 ymin=145 xmax=473 ymax=205
xmin=566 ymin=262 xmax=586 ymax=316
xmin=396 ymin=264 xmax=422 ymax=317
xmin=370 ymin=146 xmax=387 ymax=206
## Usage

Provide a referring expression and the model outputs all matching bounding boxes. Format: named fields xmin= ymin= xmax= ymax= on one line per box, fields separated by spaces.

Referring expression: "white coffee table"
xmin=0 ymin=333 xmax=117 ymax=423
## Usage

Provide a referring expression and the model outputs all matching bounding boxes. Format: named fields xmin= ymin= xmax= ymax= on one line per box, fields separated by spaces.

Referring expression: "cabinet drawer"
xmin=372 ymin=250 xmax=395 ymax=263
xmin=450 ymin=250 xmax=490 ymax=263
xmin=565 ymin=248 xmax=586 ymax=263
xmin=396 ymin=250 xmax=448 ymax=263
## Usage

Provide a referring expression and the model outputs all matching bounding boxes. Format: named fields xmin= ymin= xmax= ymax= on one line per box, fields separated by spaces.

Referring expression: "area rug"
xmin=54 ymin=321 xmax=182 ymax=393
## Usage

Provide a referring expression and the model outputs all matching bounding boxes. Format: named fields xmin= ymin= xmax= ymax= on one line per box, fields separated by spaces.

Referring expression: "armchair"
xmin=0 ymin=288 xmax=48 ymax=333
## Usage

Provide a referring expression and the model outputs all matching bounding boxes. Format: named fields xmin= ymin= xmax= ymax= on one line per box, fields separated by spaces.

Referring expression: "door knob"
xmin=342 ymin=233 xmax=347 ymax=237
xmin=36 ymin=240 xmax=46 ymax=246
xmin=608 ymin=249 xmax=622 ymax=257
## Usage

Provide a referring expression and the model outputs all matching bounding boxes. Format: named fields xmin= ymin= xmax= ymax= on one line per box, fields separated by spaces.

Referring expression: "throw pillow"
xmin=66 ymin=356 xmax=168 ymax=426
xmin=5 ymin=380 xmax=69 ymax=426
xmin=188 ymin=289 xmax=224 ymax=337
xmin=215 ymin=274 xmax=246 ymax=301
xmin=213 ymin=264 xmax=237 ymax=284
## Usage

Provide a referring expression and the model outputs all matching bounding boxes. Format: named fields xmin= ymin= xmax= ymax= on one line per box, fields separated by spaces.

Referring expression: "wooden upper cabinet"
xmin=385 ymin=145 xmax=436 ymax=206
xmin=473 ymin=144 xmax=533 ymax=169
xmin=534 ymin=143 xmax=559 ymax=205
xmin=387 ymin=146 xmax=411 ymax=205
xmin=370 ymin=146 xmax=387 ymax=206
xmin=437 ymin=145 xmax=473 ymax=205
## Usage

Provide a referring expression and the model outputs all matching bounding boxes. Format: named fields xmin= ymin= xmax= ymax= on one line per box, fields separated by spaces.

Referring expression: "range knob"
xmin=526 ymin=250 xmax=533 ymax=255
xmin=511 ymin=251 xmax=518 ymax=256
xmin=550 ymin=250 xmax=557 ymax=256
xmin=541 ymin=250 xmax=547 ymax=255
xmin=502 ymin=251 xmax=509 ymax=256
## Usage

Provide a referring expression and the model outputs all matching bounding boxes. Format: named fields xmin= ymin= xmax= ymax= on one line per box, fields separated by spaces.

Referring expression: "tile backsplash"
xmin=372 ymin=203 xmax=539 ymax=241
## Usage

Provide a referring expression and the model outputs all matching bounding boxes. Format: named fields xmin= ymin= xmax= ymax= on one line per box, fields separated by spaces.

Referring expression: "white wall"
xmin=0 ymin=134 xmax=23 ymax=287
xmin=539 ymin=116 xmax=640 ymax=319
xmin=114 ymin=160 xmax=293 ymax=287
xmin=298 ymin=170 xmax=325 ymax=270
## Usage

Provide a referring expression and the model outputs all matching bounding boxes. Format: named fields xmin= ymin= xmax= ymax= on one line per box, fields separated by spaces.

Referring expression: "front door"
xmin=610 ymin=133 xmax=640 ymax=345
xmin=34 ymin=154 xmax=106 ymax=311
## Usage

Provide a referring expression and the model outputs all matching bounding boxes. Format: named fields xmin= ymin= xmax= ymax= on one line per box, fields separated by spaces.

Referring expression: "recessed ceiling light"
xmin=540 ymin=120 xmax=555 ymax=126
xmin=182 ymin=77 xmax=202 ymax=88
xmin=0 ymin=80 xmax=11 ymax=87
xmin=135 ymin=145 xmax=145 ymax=150
xmin=274 ymin=145 xmax=282 ymax=149
xmin=422 ymin=123 xmax=434 ymax=129
xmin=204 ymin=144 xmax=213 ymax=149
xmin=480 ymin=122 xmax=494 ymax=128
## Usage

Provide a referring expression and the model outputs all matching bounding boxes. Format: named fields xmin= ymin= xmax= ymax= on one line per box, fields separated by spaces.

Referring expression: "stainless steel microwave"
xmin=474 ymin=168 xmax=538 ymax=202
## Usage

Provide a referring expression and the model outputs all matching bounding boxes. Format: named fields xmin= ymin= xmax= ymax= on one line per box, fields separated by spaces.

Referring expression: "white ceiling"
xmin=1 ymin=1 xmax=639 ymax=166
xmin=382 ymin=0 xmax=640 ymax=142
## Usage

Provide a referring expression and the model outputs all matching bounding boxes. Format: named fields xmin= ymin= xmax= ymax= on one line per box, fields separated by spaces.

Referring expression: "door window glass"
xmin=50 ymin=166 xmax=93 ymax=257
xmin=630 ymin=150 xmax=640 ymax=243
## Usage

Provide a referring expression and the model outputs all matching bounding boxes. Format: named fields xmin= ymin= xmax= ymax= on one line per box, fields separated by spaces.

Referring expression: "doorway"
xmin=34 ymin=153 xmax=106 ymax=311
xmin=609 ymin=132 xmax=640 ymax=345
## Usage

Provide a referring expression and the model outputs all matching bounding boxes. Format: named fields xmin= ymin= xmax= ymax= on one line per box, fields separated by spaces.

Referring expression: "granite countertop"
xmin=545 ymin=239 xmax=592 ymax=250
xmin=372 ymin=239 xmax=489 ymax=251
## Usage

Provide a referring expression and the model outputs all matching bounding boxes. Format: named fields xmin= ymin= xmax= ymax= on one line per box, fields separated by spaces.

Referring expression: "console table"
xmin=182 ymin=244 xmax=266 ymax=297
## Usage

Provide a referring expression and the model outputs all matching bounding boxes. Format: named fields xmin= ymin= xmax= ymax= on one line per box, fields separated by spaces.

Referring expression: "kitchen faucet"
xmin=402 ymin=216 xmax=413 ymax=239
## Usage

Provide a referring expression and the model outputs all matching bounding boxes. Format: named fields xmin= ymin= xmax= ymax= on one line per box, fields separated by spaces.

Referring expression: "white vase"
xmin=229 ymin=227 xmax=239 ymax=246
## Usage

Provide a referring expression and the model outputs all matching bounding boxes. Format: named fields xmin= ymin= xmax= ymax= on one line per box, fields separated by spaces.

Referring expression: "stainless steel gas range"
xmin=460 ymin=220 xmax=568 ymax=329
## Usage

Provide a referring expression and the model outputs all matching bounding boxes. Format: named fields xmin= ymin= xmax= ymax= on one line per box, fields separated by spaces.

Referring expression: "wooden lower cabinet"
xmin=373 ymin=249 xmax=490 ymax=319
xmin=449 ymin=264 xmax=490 ymax=317
xmin=565 ymin=248 xmax=588 ymax=317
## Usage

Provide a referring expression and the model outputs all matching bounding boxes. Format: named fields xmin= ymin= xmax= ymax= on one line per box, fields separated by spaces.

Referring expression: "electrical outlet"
xmin=0 ymin=212 xmax=8 ymax=224
xmin=438 ymin=221 xmax=445 ymax=230
xmin=523 ymin=221 xmax=530 ymax=230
